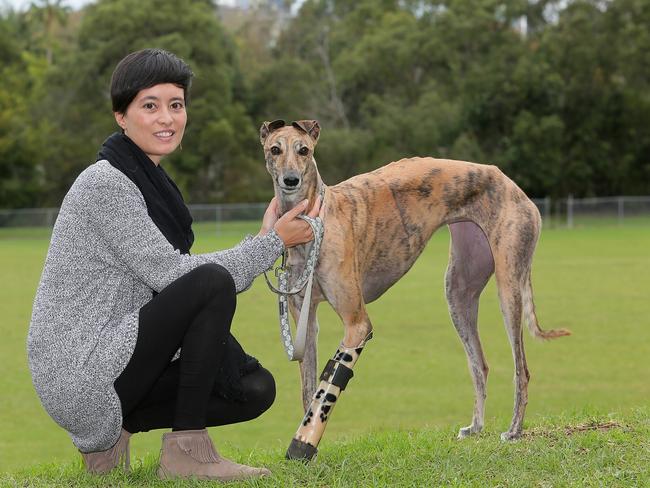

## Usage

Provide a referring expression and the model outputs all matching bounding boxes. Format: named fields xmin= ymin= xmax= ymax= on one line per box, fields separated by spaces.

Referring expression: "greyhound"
xmin=259 ymin=119 xmax=570 ymax=460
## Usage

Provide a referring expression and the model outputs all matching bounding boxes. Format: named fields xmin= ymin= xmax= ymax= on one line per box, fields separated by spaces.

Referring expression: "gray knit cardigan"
xmin=27 ymin=160 xmax=284 ymax=453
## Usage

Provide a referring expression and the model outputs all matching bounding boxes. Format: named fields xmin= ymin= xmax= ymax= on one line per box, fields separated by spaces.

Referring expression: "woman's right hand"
xmin=273 ymin=197 xmax=321 ymax=248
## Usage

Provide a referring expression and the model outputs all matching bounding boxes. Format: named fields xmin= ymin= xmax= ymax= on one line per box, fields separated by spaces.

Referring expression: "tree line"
xmin=1 ymin=0 xmax=648 ymax=208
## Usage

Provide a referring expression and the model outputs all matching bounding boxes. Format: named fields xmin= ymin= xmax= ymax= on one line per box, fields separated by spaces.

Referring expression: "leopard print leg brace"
xmin=286 ymin=332 xmax=373 ymax=461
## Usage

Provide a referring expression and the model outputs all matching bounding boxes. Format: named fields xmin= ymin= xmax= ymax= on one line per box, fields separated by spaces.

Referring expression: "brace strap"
xmin=320 ymin=359 xmax=354 ymax=390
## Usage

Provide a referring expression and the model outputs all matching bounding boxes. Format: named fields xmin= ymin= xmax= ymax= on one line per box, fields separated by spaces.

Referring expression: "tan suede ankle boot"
xmin=157 ymin=429 xmax=271 ymax=481
xmin=80 ymin=428 xmax=131 ymax=474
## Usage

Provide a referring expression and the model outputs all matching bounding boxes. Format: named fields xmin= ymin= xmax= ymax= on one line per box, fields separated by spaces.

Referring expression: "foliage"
xmin=254 ymin=0 xmax=650 ymax=197
xmin=1 ymin=0 xmax=650 ymax=207
xmin=40 ymin=0 xmax=268 ymax=204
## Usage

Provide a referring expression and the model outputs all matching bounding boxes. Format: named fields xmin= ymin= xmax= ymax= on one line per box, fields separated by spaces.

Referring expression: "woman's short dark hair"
xmin=110 ymin=48 xmax=193 ymax=114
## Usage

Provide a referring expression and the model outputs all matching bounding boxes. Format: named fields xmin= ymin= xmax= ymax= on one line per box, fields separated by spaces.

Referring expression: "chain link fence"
xmin=531 ymin=196 xmax=650 ymax=228
xmin=0 ymin=203 xmax=270 ymax=234
xmin=1 ymin=197 xmax=649 ymax=231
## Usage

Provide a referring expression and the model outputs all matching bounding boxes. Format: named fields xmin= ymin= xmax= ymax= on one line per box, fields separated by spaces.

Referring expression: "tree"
xmin=40 ymin=0 xmax=267 ymax=204
xmin=0 ymin=11 xmax=51 ymax=208
xmin=2 ymin=0 xmax=650 ymax=208
xmin=25 ymin=0 xmax=70 ymax=65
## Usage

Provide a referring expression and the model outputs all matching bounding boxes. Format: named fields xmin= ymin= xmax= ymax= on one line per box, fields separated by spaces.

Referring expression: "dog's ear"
xmin=259 ymin=119 xmax=286 ymax=145
xmin=292 ymin=120 xmax=320 ymax=144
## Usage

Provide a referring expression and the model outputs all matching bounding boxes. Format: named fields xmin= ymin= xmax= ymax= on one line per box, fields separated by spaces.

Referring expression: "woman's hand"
xmin=258 ymin=197 xmax=280 ymax=237
xmin=273 ymin=197 xmax=322 ymax=248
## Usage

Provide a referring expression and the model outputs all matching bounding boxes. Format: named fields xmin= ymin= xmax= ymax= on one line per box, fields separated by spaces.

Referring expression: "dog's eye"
xmin=271 ymin=146 xmax=281 ymax=155
xmin=298 ymin=147 xmax=309 ymax=156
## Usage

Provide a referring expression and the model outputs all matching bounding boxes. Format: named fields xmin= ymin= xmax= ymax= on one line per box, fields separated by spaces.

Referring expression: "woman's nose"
xmin=158 ymin=107 xmax=173 ymax=125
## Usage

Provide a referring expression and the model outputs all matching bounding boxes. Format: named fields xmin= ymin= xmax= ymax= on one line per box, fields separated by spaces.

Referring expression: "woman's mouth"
xmin=154 ymin=130 xmax=175 ymax=141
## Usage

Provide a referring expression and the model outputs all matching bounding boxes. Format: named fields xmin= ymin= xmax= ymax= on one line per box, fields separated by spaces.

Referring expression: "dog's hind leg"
xmin=446 ymin=221 xmax=495 ymax=439
xmin=495 ymin=272 xmax=528 ymax=441
xmin=493 ymin=213 xmax=540 ymax=441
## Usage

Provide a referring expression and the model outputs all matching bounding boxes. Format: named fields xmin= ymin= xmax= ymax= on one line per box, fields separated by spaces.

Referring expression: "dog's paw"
xmin=500 ymin=430 xmax=521 ymax=442
xmin=457 ymin=425 xmax=481 ymax=439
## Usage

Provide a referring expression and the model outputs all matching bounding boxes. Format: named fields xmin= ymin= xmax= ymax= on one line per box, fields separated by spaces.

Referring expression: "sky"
xmin=2 ymin=0 xmax=243 ymax=12
xmin=3 ymin=0 xmax=92 ymax=10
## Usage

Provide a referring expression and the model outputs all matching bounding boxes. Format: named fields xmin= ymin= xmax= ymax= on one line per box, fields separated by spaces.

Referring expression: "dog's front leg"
xmin=289 ymin=294 xmax=320 ymax=411
xmin=286 ymin=301 xmax=373 ymax=461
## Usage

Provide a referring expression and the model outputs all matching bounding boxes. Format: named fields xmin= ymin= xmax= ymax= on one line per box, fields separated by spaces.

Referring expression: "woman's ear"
xmin=114 ymin=112 xmax=126 ymax=131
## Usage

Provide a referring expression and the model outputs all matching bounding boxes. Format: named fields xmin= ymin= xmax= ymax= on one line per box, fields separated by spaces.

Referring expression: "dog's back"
xmin=321 ymin=157 xmax=518 ymax=303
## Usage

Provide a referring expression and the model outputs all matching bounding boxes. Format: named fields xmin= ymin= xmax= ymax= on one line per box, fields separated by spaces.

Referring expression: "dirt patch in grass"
xmin=563 ymin=420 xmax=624 ymax=435
xmin=523 ymin=419 xmax=626 ymax=439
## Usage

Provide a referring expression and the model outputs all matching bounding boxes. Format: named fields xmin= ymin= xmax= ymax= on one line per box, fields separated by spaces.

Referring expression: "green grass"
xmin=2 ymin=409 xmax=649 ymax=486
xmin=1 ymin=220 xmax=649 ymax=484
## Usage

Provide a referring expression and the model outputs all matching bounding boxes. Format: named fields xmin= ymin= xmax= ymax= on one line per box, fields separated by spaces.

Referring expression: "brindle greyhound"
xmin=260 ymin=119 xmax=570 ymax=460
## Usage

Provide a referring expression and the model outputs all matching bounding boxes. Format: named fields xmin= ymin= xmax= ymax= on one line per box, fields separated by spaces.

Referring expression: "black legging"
xmin=114 ymin=263 xmax=275 ymax=433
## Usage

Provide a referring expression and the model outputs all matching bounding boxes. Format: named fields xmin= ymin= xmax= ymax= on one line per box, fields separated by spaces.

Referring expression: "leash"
xmin=264 ymin=194 xmax=325 ymax=361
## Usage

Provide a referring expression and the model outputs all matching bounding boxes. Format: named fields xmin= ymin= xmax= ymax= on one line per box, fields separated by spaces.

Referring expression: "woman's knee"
xmin=243 ymin=366 xmax=276 ymax=415
xmin=188 ymin=264 xmax=236 ymax=308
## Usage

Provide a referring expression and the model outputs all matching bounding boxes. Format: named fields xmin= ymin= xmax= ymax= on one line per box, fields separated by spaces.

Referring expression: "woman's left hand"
xmin=258 ymin=197 xmax=280 ymax=236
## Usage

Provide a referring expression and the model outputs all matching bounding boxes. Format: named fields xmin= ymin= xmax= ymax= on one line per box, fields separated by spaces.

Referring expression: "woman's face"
xmin=114 ymin=83 xmax=187 ymax=165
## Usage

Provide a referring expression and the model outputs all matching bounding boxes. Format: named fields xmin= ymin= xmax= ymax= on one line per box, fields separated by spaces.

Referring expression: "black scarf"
xmin=97 ymin=132 xmax=194 ymax=254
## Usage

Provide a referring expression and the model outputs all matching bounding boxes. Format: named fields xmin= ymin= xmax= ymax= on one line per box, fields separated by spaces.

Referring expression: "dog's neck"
xmin=276 ymin=160 xmax=326 ymax=216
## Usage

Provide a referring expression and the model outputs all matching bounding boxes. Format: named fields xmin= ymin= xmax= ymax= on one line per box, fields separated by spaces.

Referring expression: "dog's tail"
xmin=522 ymin=272 xmax=571 ymax=340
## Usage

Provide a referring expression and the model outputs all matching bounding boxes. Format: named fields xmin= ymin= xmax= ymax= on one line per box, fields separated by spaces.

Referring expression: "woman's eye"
xmin=298 ymin=147 xmax=309 ymax=156
xmin=143 ymin=102 xmax=156 ymax=110
xmin=171 ymin=102 xmax=185 ymax=110
xmin=271 ymin=146 xmax=281 ymax=155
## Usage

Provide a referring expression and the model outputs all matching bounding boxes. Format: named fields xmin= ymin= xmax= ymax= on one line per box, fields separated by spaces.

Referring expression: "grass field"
xmin=1 ymin=220 xmax=649 ymax=483
xmin=2 ymin=409 xmax=649 ymax=486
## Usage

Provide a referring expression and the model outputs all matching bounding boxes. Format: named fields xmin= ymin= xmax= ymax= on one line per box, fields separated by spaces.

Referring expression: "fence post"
xmin=618 ymin=196 xmax=624 ymax=225
xmin=215 ymin=205 xmax=222 ymax=236
xmin=544 ymin=196 xmax=551 ymax=226
xmin=567 ymin=194 xmax=573 ymax=229
xmin=47 ymin=208 xmax=56 ymax=227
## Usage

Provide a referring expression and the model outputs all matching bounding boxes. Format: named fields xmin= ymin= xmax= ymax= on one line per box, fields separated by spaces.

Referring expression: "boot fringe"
xmin=175 ymin=431 xmax=221 ymax=464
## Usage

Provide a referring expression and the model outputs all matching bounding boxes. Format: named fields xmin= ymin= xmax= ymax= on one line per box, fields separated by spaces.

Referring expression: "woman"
xmin=27 ymin=48 xmax=319 ymax=481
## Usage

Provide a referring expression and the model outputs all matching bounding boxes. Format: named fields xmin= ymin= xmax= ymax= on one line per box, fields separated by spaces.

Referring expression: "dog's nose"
xmin=283 ymin=176 xmax=300 ymax=187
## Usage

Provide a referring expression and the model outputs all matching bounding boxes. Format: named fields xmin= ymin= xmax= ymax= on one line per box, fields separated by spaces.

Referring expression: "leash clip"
xmin=275 ymin=251 xmax=290 ymax=277
xmin=275 ymin=264 xmax=291 ymax=278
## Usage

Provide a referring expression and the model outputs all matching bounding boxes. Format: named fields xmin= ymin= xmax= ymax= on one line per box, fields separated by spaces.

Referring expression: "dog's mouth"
xmin=279 ymin=185 xmax=301 ymax=195
xmin=277 ymin=174 xmax=302 ymax=195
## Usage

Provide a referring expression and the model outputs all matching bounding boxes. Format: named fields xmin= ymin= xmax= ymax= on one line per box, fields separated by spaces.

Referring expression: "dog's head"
xmin=259 ymin=119 xmax=320 ymax=205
